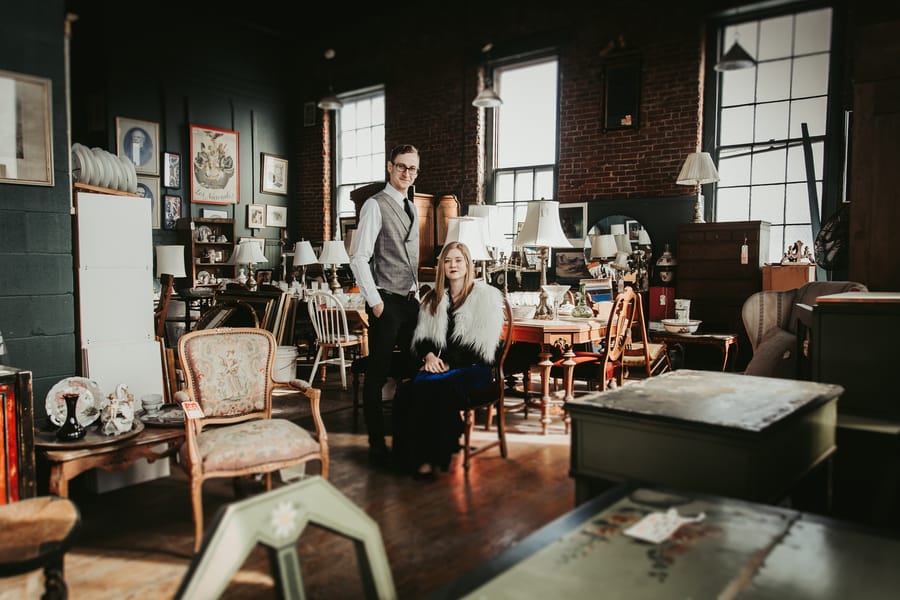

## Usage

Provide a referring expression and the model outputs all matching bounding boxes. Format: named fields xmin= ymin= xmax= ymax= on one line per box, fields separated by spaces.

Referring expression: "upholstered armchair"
xmin=742 ymin=280 xmax=867 ymax=378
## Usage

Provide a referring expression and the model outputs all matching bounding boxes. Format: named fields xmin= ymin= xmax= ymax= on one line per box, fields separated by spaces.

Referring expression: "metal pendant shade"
xmin=472 ymin=86 xmax=503 ymax=108
xmin=714 ymin=41 xmax=756 ymax=71
xmin=317 ymin=89 xmax=343 ymax=111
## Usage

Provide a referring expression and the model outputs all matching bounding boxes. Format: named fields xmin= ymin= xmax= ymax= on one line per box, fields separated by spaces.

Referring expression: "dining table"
xmin=508 ymin=316 xmax=608 ymax=435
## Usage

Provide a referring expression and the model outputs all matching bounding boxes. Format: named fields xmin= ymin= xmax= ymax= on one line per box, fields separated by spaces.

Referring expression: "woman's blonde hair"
xmin=423 ymin=241 xmax=475 ymax=315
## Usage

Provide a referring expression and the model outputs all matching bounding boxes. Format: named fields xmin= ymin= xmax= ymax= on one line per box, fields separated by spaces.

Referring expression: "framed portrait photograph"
xmin=163 ymin=152 xmax=181 ymax=188
xmin=0 ymin=70 xmax=53 ymax=186
xmin=247 ymin=204 xmax=265 ymax=229
xmin=260 ymin=152 xmax=288 ymax=195
xmin=163 ymin=195 xmax=181 ymax=230
xmin=559 ymin=202 xmax=587 ymax=246
xmin=116 ymin=117 xmax=160 ymax=176
xmin=190 ymin=124 xmax=239 ymax=204
xmin=265 ymin=204 xmax=287 ymax=228
xmin=135 ymin=176 xmax=161 ymax=229
xmin=552 ymin=248 xmax=592 ymax=285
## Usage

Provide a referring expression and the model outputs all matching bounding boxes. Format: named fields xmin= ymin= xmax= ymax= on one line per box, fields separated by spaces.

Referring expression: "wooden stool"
xmin=0 ymin=496 xmax=80 ymax=599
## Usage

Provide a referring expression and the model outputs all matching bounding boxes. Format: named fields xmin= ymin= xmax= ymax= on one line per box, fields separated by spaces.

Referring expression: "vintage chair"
xmin=741 ymin=280 xmax=867 ymax=378
xmin=175 ymin=327 xmax=329 ymax=552
xmin=176 ymin=477 xmax=395 ymax=600
xmin=620 ymin=290 xmax=671 ymax=382
xmin=307 ymin=290 xmax=363 ymax=389
xmin=461 ymin=296 xmax=515 ymax=471
xmin=154 ymin=273 xmax=175 ymax=342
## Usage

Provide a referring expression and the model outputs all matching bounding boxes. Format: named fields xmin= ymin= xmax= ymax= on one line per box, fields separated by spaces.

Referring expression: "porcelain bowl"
xmin=661 ymin=318 xmax=702 ymax=334
xmin=511 ymin=305 xmax=537 ymax=320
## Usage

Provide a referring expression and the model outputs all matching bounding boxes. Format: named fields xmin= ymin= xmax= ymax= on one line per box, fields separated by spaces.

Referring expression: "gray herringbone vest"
xmin=371 ymin=191 xmax=418 ymax=295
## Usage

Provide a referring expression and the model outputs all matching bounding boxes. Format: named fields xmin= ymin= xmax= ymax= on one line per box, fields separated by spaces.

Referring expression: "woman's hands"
xmin=421 ymin=352 xmax=448 ymax=373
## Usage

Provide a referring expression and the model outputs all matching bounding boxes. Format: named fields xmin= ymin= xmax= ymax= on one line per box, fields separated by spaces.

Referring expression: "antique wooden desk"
xmin=566 ymin=370 xmax=843 ymax=505
xmin=430 ymin=484 xmax=900 ymax=599
xmin=648 ymin=326 xmax=738 ymax=371
xmin=34 ymin=423 xmax=184 ymax=497
xmin=509 ymin=317 xmax=607 ymax=435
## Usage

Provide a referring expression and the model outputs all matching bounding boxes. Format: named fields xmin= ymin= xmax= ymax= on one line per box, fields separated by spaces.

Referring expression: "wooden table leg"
xmin=562 ymin=347 xmax=576 ymax=434
xmin=538 ymin=350 xmax=553 ymax=435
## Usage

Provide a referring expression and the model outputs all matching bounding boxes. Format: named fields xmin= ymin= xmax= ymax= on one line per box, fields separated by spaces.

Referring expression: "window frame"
xmin=334 ymin=85 xmax=386 ymax=222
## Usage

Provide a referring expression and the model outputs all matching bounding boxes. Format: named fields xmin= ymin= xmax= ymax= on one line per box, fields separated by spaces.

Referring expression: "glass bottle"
xmin=571 ymin=283 xmax=593 ymax=318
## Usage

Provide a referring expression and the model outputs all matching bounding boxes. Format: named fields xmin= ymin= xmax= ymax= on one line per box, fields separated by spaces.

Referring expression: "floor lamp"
xmin=514 ymin=200 xmax=572 ymax=319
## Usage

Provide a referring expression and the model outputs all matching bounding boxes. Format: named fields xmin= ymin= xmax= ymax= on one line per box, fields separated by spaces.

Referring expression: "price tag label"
xmin=181 ymin=400 xmax=205 ymax=419
xmin=741 ymin=243 xmax=749 ymax=265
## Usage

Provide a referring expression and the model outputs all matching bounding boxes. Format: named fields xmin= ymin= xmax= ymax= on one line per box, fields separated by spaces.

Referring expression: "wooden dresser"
xmin=676 ymin=221 xmax=770 ymax=369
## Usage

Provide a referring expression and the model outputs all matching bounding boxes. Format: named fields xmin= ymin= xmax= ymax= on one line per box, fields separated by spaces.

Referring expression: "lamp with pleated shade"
xmin=292 ymin=240 xmax=318 ymax=288
xmin=318 ymin=240 xmax=351 ymax=293
xmin=515 ymin=199 xmax=572 ymax=319
xmin=677 ymin=152 xmax=720 ymax=224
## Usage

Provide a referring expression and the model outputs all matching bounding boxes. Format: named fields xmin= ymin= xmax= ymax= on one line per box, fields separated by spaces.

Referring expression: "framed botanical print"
xmin=189 ymin=124 xmax=239 ymax=204
xmin=247 ymin=204 xmax=265 ymax=229
xmin=116 ymin=117 xmax=160 ymax=175
xmin=0 ymin=70 xmax=53 ymax=186
xmin=265 ymin=204 xmax=287 ymax=227
xmin=260 ymin=153 xmax=288 ymax=195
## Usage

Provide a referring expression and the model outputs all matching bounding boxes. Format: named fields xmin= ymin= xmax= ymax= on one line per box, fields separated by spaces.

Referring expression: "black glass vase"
xmin=56 ymin=392 xmax=87 ymax=441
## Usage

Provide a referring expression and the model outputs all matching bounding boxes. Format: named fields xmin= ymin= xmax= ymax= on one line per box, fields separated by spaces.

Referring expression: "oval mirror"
xmin=582 ymin=215 xmax=652 ymax=290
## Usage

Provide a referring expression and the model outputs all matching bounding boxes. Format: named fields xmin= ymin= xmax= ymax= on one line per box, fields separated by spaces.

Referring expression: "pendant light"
xmin=318 ymin=48 xmax=343 ymax=111
xmin=472 ymin=43 xmax=503 ymax=108
xmin=714 ymin=40 xmax=756 ymax=71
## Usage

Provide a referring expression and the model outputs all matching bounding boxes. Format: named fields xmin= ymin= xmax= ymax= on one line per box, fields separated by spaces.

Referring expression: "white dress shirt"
xmin=349 ymin=183 xmax=416 ymax=308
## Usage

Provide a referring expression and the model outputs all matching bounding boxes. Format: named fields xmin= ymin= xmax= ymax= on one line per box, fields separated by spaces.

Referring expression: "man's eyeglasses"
xmin=392 ymin=162 xmax=419 ymax=175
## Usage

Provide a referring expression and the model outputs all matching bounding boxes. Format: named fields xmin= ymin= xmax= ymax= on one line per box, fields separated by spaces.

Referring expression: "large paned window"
xmin=335 ymin=88 xmax=385 ymax=220
xmin=711 ymin=5 xmax=834 ymax=262
xmin=490 ymin=56 xmax=559 ymax=255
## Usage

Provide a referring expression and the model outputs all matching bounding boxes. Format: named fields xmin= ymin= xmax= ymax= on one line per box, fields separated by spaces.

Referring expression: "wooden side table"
xmin=34 ymin=425 xmax=184 ymax=498
xmin=648 ymin=328 xmax=738 ymax=371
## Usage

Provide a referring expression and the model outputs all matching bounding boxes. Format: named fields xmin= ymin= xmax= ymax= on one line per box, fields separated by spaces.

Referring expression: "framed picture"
xmin=116 ymin=117 xmax=160 ymax=175
xmin=247 ymin=204 xmax=265 ymax=229
xmin=136 ymin=176 xmax=161 ymax=229
xmin=553 ymin=248 xmax=592 ymax=284
xmin=163 ymin=152 xmax=181 ymax=188
xmin=559 ymin=202 xmax=587 ymax=246
xmin=626 ymin=219 xmax=640 ymax=243
xmin=603 ymin=56 xmax=641 ymax=132
xmin=163 ymin=195 xmax=181 ymax=230
xmin=265 ymin=204 xmax=287 ymax=227
xmin=339 ymin=216 xmax=357 ymax=240
xmin=580 ymin=278 xmax=614 ymax=303
xmin=0 ymin=70 xmax=53 ymax=186
xmin=255 ymin=269 xmax=274 ymax=287
xmin=260 ymin=153 xmax=288 ymax=195
xmin=201 ymin=208 xmax=228 ymax=219
xmin=189 ymin=124 xmax=239 ymax=204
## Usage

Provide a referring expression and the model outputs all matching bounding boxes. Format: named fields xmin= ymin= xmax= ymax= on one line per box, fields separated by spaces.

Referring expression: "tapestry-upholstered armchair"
xmin=175 ymin=327 xmax=329 ymax=551
xmin=741 ymin=280 xmax=867 ymax=378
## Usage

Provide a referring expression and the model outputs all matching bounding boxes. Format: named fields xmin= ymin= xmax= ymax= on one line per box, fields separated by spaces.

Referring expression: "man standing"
xmin=349 ymin=144 xmax=421 ymax=467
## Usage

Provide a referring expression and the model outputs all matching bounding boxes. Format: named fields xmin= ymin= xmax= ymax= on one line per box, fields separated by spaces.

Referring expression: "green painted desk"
xmin=566 ymin=370 xmax=843 ymax=505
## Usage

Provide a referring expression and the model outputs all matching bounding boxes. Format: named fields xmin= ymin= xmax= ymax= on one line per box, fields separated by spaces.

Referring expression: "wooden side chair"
xmin=307 ymin=290 xmax=363 ymax=389
xmin=620 ymin=290 xmax=671 ymax=382
xmin=175 ymin=327 xmax=329 ymax=552
xmin=461 ymin=296 xmax=514 ymax=470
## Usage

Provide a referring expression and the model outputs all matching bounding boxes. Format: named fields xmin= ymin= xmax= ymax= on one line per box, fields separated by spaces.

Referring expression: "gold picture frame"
xmin=0 ymin=69 xmax=53 ymax=186
xmin=116 ymin=117 xmax=160 ymax=176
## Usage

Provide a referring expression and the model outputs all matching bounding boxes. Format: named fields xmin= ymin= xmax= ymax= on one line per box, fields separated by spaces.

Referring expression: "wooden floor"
xmin=14 ymin=372 xmax=577 ymax=599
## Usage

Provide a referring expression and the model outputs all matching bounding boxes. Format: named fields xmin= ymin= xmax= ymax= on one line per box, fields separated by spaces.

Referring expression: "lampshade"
xmin=318 ymin=240 xmax=351 ymax=266
xmin=317 ymin=90 xmax=343 ymax=111
xmin=155 ymin=245 xmax=186 ymax=278
xmin=466 ymin=204 xmax=504 ymax=247
xmin=614 ymin=234 xmax=631 ymax=254
xmin=715 ymin=40 xmax=756 ymax=71
xmin=590 ymin=234 xmax=618 ymax=259
xmin=292 ymin=240 xmax=318 ymax=266
xmin=472 ymin=86 xmax=503 ymax=108
xmin=677 ymin=152 xmax=720 ymax=185
xmin=637 ymin=228 xmax=652 ymax=246
xmin=233 ymin=239 xmax=268 ymax=265
xmin=613 ymin=251 xmax=631 ymax=270
xmin=445 ymin=217 xmax=491 ymax=261
xmin=515 ymin=200 xmax=572 ymax=249
xmin=610 ymin=224 xmax=626 ymax=236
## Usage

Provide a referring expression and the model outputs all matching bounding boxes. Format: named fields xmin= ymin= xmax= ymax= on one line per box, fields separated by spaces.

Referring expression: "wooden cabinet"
xmin=676 ymin=221 xmax=770 ymax=369
xmin=762 ymin=264 xmax=814 ymax=291
xmin=177 ymin=217 xmax=236 ymax=287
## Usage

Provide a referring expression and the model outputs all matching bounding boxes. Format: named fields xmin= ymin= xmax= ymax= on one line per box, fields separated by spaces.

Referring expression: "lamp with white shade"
xmin=515 ymin=199 xmax=572 ymax=319
xmin=445 ymin=216 xmax=491 ymax=281
xmin=466 ymin=204 xmax=505 ymax=253
xmin=292 ymin=240 xmax=318 ymax=291
xmin=232 ymin=239 xmax=268 ymax=288
xmin=589 ymin=234 xmax=618 ymax=280
xmin=156 ymin=245 xmax=187 ymax=280
xmin=677 ymin=152 xmax=720 ymax=224
xmin=318 ymin=240 xmax=351 ymax=293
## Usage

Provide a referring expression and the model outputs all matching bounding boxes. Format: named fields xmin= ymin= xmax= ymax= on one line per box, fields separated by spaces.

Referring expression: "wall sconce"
xmin=318 ymin=48 xmax=343 ymax=111
xmin=677 ymin=151 xmax=720 ymax=224
xmin=472 ymin=43 xmax=503 ymax=108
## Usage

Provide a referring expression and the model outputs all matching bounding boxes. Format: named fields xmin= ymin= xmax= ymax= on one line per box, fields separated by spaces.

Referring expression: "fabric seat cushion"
xmin=195 ymin=418 xmax=320 ymax=472
xmin=621 ymin=342 xmax=667 ymax=366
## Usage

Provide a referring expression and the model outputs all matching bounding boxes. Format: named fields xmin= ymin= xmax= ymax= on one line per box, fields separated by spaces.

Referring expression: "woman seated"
xmin=393 ymin=241 xmax=505 ymax=480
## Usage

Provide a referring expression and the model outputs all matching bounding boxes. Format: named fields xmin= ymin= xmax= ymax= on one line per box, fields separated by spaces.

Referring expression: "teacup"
xmin=141 ymin=393 xmax=164 ymax=415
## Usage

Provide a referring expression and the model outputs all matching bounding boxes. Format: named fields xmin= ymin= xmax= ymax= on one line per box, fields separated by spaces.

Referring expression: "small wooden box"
xmin=762 ymin=264 xmax=814 ymax=291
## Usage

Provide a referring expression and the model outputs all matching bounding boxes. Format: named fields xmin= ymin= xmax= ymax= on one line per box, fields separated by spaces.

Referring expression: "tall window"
xmin=335 ymin=88 xmax=385 ymax=219
xmin=490 ymin=55 xmax=559 ymax=254
xmin=711 ymin=5 xmax=835 ymax=262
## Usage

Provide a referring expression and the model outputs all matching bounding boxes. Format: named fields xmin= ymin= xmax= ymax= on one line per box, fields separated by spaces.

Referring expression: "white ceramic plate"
xmin=83 ymin=146 xmax=102 ymax=186
xmin=45 ymin=376 xmax=104 ymax=427
xmin=90 ymin=148 xmax=109 ymax=188
xmin=71 ymin=144 xmax=88 ymax=184
xmin=119 ymin=155 xmax=137 ymax=193
xmin=102 ymin=151 xmax=120 ymax=190
xmin=74 ymin=144 xmax=94 ymax=186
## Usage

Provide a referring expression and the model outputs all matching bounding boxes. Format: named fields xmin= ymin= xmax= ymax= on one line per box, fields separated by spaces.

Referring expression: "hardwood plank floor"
xmin=24 ymin=375 xmax=577 ymax=599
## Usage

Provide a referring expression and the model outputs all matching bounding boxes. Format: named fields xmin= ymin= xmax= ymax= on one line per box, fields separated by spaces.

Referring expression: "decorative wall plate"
xmin=46 ymin=377 xmax=103 ymax=427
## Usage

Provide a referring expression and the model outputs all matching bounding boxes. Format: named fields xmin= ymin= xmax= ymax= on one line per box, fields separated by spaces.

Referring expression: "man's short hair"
xmin=389 ymin=144 xmax=418 ymax=162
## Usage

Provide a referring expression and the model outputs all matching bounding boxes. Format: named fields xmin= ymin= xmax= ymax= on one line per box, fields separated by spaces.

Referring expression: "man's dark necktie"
xmin=404 ymin=199 xmax=414 ymax=223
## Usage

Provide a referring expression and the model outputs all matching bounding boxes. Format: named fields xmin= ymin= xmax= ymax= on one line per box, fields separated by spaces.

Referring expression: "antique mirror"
xmin=583 ymin=215 xmax=652 ymax=291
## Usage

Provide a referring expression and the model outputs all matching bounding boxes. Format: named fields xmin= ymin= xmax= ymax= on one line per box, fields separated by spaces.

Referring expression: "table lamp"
xmin=155 ymin=245 xmax=187 ymax=300
xmin=445 ymin=216 xmax=491 ymax=280
xmin=515 ymin=199 xmax=572 ymax=319
xmin=466 ymin=204 xmax=505 ymax=258
xmin=232 ymin=239 xmax=268 ymax=288
xmin=590 ymin=234 xmax=618 ymax=279
xmin=318 ymin=240 xmax=351 ymax=293
xmin=292 ymin=240 xmax=318 ymax=290
xmin=677 ymin=152 xmax=720 ymax=224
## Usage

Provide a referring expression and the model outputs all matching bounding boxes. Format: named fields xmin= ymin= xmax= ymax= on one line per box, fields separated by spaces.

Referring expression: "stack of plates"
xmin=71 ymin=142 xmax=137 ymax=194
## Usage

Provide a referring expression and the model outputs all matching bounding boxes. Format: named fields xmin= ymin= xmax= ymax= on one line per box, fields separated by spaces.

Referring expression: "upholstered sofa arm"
xmin=743 ymin=328 xmax=797 ymax=378
xmin=741 ymin=289 xmax=799 ymax=352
